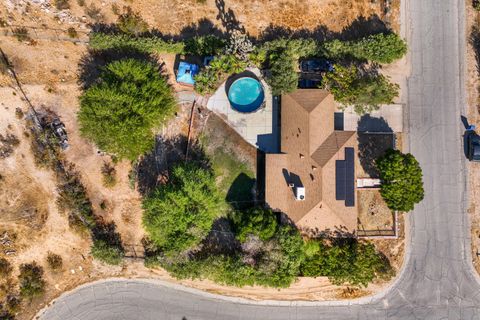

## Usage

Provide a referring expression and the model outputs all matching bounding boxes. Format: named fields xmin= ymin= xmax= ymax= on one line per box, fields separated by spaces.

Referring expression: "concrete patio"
xmin=206 ymin=69 xmax=278 ymax=153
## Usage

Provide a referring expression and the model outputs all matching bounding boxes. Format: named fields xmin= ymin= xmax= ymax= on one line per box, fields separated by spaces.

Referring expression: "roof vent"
xmin=295 ymin=187 xmax=305 ymax=201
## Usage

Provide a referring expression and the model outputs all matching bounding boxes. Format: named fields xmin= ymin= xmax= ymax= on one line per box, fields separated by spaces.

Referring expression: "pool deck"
xmin=206 ymin=68 xmax=278 ymax=153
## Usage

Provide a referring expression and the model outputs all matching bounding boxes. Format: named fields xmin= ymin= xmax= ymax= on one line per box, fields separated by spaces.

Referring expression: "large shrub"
xmin=79 ymin=59 xmax=176 ymax=160
xmin=301 ymin=240 xmax=391 ymax=287
xmin=265 ymin=49 xmax=298 ymax=96
xmin=376 ymin=149 xmax=424 ymax=212
xmin=91 ymin=240 xmax=124 ymax=265
xmin=89 ymin=32 xmax=185 ymax=54
xmin=232 ymin=207 xmax=278 ymax=242
xmin=142 ymin=162 xmax=225 ymax=257
xmin=322 ymin=33 xmax=407 ymax=64
xmin=18 ymin=262 xmax=45 ymax=298
xmin=323 ymin=64 xmax=399 ymax=114
xmin=184 ymin=35 xmax=226 ymax=56
xmin=194 ymin=55 xmax=247 ymax=95
xmin=117 ymin=7 xmax=149 ymax=36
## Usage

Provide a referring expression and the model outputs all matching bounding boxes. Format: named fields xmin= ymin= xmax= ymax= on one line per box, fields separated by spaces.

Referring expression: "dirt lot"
xmin=466 ymin=4 xmax=480 ymax=275
xmin=0 ymin=0 xmax=405 ymax=318
xmin=357 ymin=190 xmax=394 ymax=232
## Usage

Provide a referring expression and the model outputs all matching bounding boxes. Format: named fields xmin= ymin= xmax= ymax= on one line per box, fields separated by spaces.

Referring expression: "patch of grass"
xmin=85 ymin=4 xmax=104 ymax=22
xmin=200 ymin=124 xmax=255 ymax=209
xmin=54 ymin=0 xmax=70 ymax=10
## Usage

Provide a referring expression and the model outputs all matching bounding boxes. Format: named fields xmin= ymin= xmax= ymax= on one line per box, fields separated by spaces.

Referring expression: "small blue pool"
xmin=227 ymin=77 xmax=265 ymax=113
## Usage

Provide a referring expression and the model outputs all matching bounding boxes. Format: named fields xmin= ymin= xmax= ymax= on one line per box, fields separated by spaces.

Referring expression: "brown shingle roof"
xmin=265 ymin=89 xmax=358 ymax=227
xmin=311 ymin=131 xmax=356 ymax=167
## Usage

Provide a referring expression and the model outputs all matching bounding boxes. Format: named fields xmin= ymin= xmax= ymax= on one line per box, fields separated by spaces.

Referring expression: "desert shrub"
xmin=67 ymin=27 xmax=78 ymax=38
xmin=142 ymin=162 xmax=225 ymax=257
xmin=79 ymin=59 xmax=176 ymax=160
xmin=56 ymin=171 xmax=96 ymax=231
xmin=376 ymin=149 xmax=424 ymax=212
xmin=184 ymin=35 xmax=226 ymax=56
xmin=322 ymin=33 xmax=407 ymax=64
xmin=91 ymin=240 xmax=124 ymax=265
xmin=12 ymin=27 xmax=30 ymax=42
xmin=85 ymin=4 xmax=104 ymax=22
xmin=0 ymin=134 xmax=20 ymax=159
xmin=77 ymin=0 xmax=85 ymax=6
xmin=301 ymin=240 xmax=392 ymax=287
xmin=18 ymin=262 xmax=45 ymax=298
xmin=54 ymin=0 xmax=70 ymax=10
xmin=90 ymin=223 xmax=125 ymax=265
xmin=101 ymin=162 xmax=116 ymax=187
xmin=0 ymin=258 xmax=12 ymax=278
xmin=323 ymin=64 xmax=399 ymax=114
xmin=225 ymin=30 xmax=254 ymax=61
xmin=194 ymin=55 xmax=247 ymax=95
xmin=0 ymin=53 xmax=10 ymax=75
xmin=15 ymin=108 xmax=24 ymax=119
xmin=232 ymin=207 xmax=278 ymax=242
xmin=117 ymin=6 xmax=148 ymax=36
xmin=30 ymin=128 xmax=61 ymax=169
xmin=4 ymin=295 xmax=21 ymax=314
xmin=111 ymin=3 xmax=120 ymax=15
xmin=89 ymin=32 xmax=185 ymax=54
xmin=475 ymin=0 xmax=480 ymax=10
xmin=46 ymin=252 xmax=63 ymax=271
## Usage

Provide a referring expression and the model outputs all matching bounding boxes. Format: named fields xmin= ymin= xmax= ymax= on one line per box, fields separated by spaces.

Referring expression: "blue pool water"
xmin=227 ymin=77 xmax=265 ymax=113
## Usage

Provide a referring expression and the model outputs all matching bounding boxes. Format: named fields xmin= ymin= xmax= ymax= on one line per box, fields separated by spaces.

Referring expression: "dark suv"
xmin=467 ymin=130 xmax=480 ymax=161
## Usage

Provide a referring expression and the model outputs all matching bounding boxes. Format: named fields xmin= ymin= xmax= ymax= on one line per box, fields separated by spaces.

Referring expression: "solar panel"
xmin=336 ymin=160 xmax=346 ymax=200
xmin=345 ymin=148 xmax=355 ymax=207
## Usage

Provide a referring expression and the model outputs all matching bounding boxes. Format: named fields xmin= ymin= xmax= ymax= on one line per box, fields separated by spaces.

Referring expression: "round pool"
xmin=227 ymin=77 xmax=265 ymax=113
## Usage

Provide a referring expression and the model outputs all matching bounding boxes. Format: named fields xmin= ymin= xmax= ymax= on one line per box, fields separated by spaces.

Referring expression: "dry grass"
xmin=357 ymin=190 xmax=394 ymax=231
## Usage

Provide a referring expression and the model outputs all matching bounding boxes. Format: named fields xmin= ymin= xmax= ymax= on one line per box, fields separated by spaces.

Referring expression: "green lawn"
xmin=200 ymin=116 xmax=256 ymax=209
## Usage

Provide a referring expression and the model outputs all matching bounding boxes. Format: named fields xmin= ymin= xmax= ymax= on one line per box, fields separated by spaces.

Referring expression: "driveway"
xmin=37 ymin=0 xmax=480 ymax=319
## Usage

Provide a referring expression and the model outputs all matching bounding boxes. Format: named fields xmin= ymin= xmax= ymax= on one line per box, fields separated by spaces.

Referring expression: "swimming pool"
xmin=227 ymin=77 xmax=265 ymax=113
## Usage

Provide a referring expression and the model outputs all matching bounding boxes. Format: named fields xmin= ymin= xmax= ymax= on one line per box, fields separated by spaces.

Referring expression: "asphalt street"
xmin=37 ymin=0 xmax=480 ymax=319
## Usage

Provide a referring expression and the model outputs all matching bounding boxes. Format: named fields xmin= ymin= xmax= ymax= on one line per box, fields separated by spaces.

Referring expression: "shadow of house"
xmin=356 ymin=115 xmax=394 ymax=178
xmin=226 ymin=173 xmax=256 ymax=210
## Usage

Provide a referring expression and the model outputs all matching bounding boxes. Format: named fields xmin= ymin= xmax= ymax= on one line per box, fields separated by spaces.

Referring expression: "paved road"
xmin=37 ymin=0 xmax=480 ymax=319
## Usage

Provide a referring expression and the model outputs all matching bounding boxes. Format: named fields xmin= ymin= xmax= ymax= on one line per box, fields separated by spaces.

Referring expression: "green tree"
xmin=117 ymin=6 xmax=149 ymax=36
xmin=265 ymin=49 xmax=298 ymax=96
xmin=79 ymin=59 xmax=176 ymax=160
xmin=142 ymin=162 xmax=225 ymax=257
xmin=376 ymin=149 xmax=424 ymax=211
xmin=322 ymin=33 xmax=407 ymax=64
xmin=18 ymin=262 xmax=46 ymax=298
xmin=232 ymin=207 xmax=278 ymax=242
xmin=323 ymin=64 xmax=399 ymax=114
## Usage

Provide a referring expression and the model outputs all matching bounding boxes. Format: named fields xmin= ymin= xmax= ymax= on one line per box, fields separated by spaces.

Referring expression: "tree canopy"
xmin=18 ymin=262 xmax=45 ymax=298
xmin=322 ymin=33 xmax=407 ymax=64
xmin=232 ymin=207 xmax=278 ymax=242
xmin=142 ymin=162 xmax=225 ymax=257
xmin=376 ymin=149 xmax=424 ymax=211
xmin=79 ymin=58 xmax=176 ymax=160
xmin=323 ymin=64 xmax=399 ymax=114
xmin=301 ymin=240 xmax=392 ymax=287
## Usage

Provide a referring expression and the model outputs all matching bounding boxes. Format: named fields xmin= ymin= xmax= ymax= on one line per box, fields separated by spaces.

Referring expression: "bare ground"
xmin=0 ymin=1 xmax=406 ymax=318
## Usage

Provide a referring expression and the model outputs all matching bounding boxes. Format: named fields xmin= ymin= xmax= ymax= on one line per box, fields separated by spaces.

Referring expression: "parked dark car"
xmin=300 ymin=59 xmax=334 ymax=73
xmin=467 ymin=131 xmax=480 ymax=162
xmin=298 ymin=78 xmax=322 ymax=89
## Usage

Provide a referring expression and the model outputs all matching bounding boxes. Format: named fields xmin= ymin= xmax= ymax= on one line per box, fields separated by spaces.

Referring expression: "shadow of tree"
xmin=91 ymin=222 xmax=123 ymax=248
xmin=226 ymin=173 xmax=255 ymax=210
xmin=136 ymin=135 xmax=209 ymax=196
xmin=258 ymin=15 xmax=388 ymax=43
xmin=201 ymin=217 xmax=239 ymax=255
xmin=214 ymin=0 xmax=245 ymax=33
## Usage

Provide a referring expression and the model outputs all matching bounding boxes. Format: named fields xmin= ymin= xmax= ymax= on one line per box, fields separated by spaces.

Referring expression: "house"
xmin=265 ymin=89 xmax=358 ymax=233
